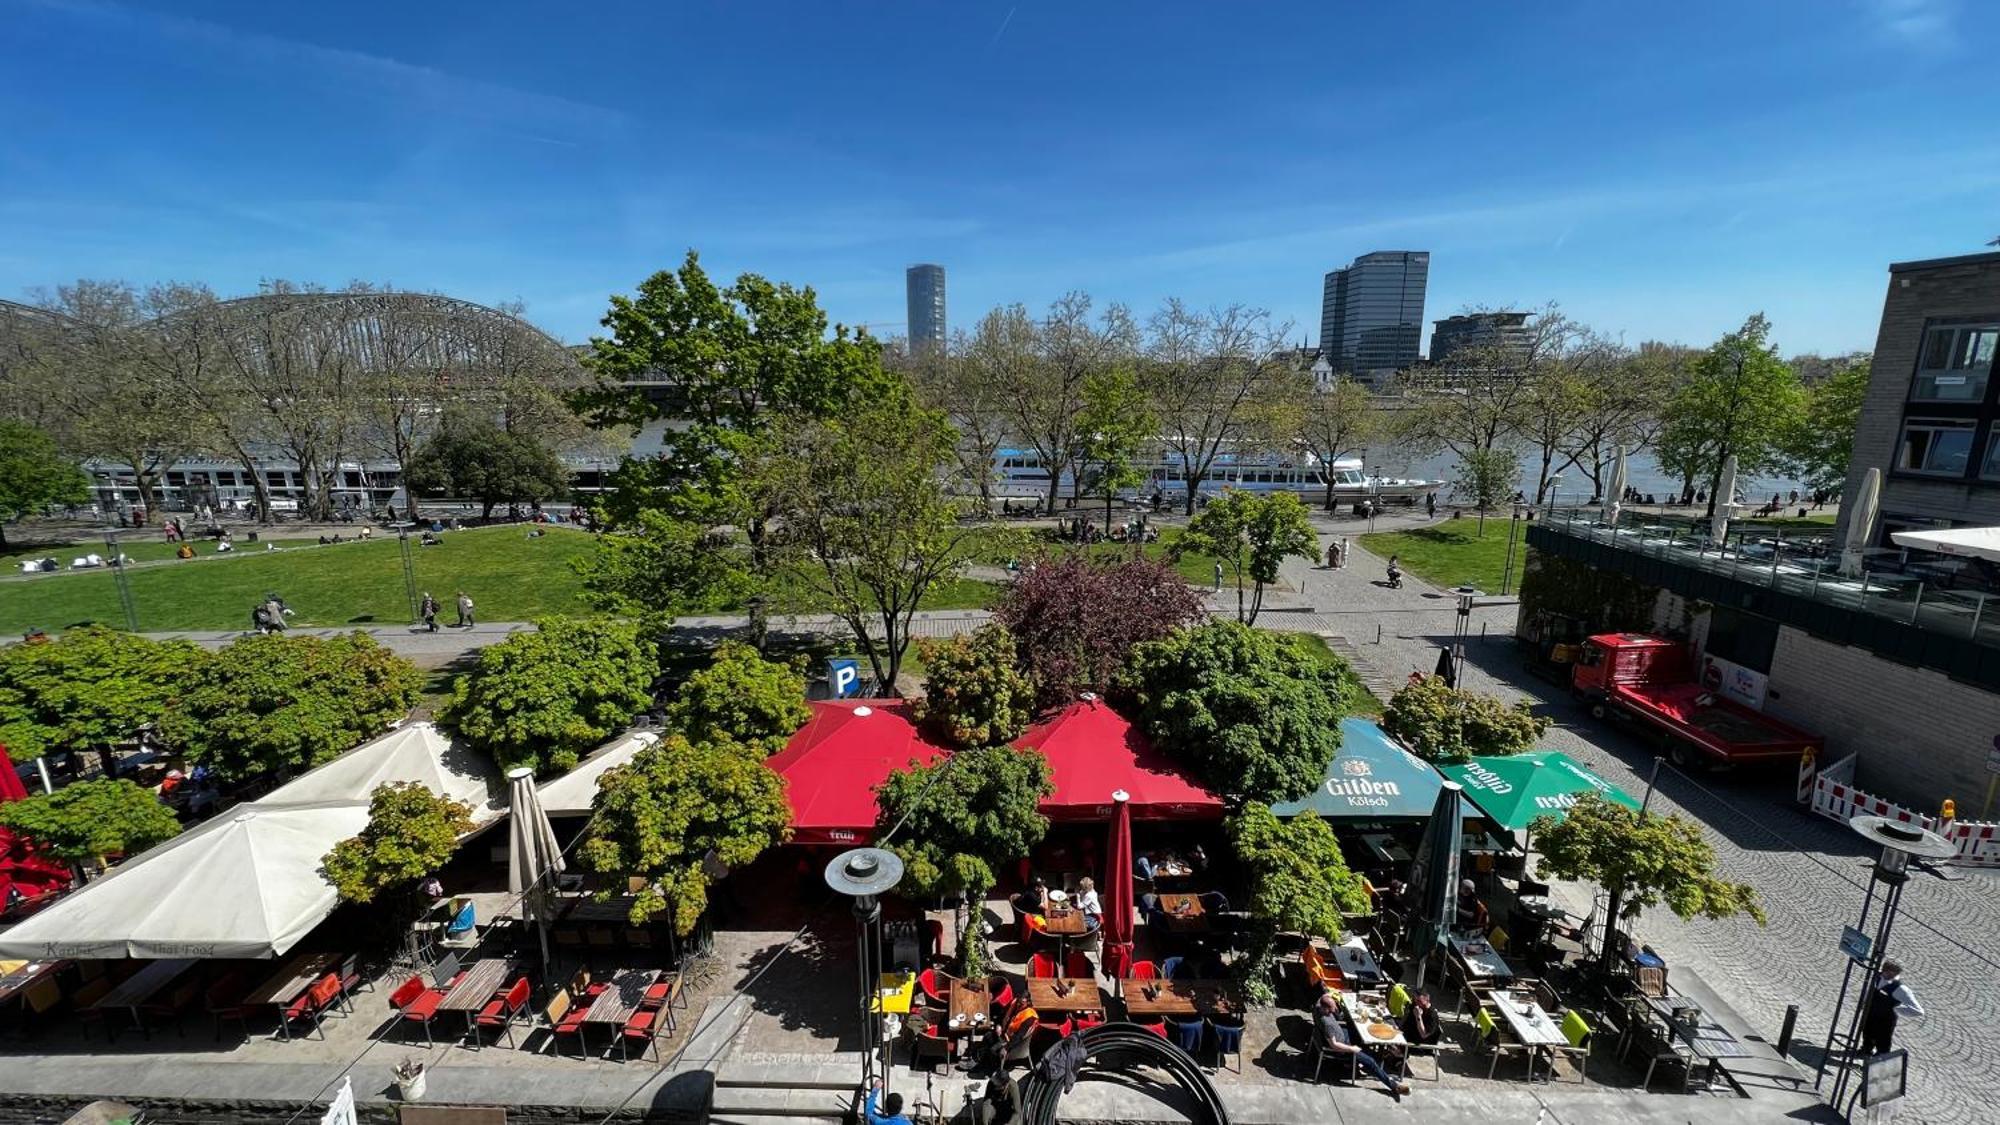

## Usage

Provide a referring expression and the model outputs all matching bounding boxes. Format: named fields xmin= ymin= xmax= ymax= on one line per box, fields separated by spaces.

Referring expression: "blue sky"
xmin=3 ymin=0 xmax=1995 ymax=353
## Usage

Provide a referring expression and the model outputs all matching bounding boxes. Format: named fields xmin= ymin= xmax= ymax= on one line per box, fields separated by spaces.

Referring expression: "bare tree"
xmin=1140 ymin=300 xmax=1293 ymax=515
xmin=999 ymin=294 xmax=1135 ymax=515
xmin=908 ymin=325 xmax=1008 ymax=515
xmin=1285 ymin=372 xmax=1379 ymax=511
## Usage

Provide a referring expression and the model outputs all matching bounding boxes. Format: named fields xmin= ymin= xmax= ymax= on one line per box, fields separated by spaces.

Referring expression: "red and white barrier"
xmin=1802 ymin=753 xmax=2000 ymax=867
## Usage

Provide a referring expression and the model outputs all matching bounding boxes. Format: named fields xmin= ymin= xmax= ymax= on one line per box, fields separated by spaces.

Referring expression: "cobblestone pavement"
xmin=1291 ymin=513 xmax=2000 ymax=1125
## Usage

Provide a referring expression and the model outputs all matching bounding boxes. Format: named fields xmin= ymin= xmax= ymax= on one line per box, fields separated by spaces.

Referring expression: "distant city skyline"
xmin=4 ymin=3 xmax=1997 ymax=353
xmin=1320 ymin=251 xmax=1429 ymax=374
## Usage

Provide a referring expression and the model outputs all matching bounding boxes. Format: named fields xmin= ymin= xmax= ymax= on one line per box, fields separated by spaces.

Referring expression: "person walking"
xmin=1425 ymin=491 xmax=1437 ymax=520
xmin=455 ymin=591 xmax=476 ymax=628
xmin=1861 ymin=961 xmax=1923 ymax=1057
xmin=1213 ymin=561 xmax=1223 ymax=591
xmin=1338 ymin=538 xmax=1349 ymax=569
xmin=419 ymin=592 xmax=440 ymax=633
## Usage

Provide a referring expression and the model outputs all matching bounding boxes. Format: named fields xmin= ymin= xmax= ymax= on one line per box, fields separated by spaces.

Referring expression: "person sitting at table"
xmin=864 ymin=1081 xmax=912 ymax=1125
xmin=1400 ymin=990 xmax=1442 ymax=1049
xmin=1185 ymin=843 xmax=1208 ymax=878
xmin=1075 ymin=877 xmax=1102 ymax=931
xmin=1013 ymin=877 xmax=1049 ymax=917
xmin=1315 ymin=992 xmax=1408 ymax=1101
xmin=1134 ymin=851 xmax=1157 ymax=887
xmin=1453 ymin=879 xmax=1489 ymax=933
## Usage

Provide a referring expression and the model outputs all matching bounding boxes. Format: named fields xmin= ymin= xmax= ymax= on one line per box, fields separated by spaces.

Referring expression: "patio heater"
xmin=826 ymin=847 xmax=905 ymax=1095
xmin=1817 ymin=815 xmax=1955 ymax=1116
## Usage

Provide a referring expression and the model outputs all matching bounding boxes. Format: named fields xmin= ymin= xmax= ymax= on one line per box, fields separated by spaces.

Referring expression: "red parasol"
xmin=1104 ymin=788 xmax=1136 ymax=966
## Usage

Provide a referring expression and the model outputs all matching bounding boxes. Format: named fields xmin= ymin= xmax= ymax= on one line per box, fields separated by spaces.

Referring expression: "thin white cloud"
xmin=24 ymin=0 xmax=629 ymax=138
xmin=1859 ymin=0 xmax=1956 ymax=44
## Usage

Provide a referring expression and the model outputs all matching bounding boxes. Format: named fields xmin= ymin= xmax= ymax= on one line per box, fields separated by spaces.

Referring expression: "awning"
xmin=1012 ymin=697 xmax=1223 ymax=821
xmin=1890 ymin=526 xmax=2000 ymax=564
xmin=764 ymin=700 xmax=950 ymax=845
xmin=1438 ymin=751 xmax=1640 ymax=830
xmin=0 ymin=722 xmax=503 ymax=960
xmin=1269 ymin=718 xmax=1443 ymax=819
xmin=537 ymin=731 xmax=659 ymax=816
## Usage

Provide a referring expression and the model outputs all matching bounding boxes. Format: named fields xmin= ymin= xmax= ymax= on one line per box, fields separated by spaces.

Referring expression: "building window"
xmin=1983 ymin=432 xmax=2000 ymax=481
xmin=1911 ymin=322 xmax=1997 ymax=402
xmin=1897 ymin=418 xmax=1975 ymax=476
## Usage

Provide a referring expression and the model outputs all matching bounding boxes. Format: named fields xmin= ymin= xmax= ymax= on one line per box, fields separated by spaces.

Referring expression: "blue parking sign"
xmin=828 ymin=658 xmax=861 ymax=699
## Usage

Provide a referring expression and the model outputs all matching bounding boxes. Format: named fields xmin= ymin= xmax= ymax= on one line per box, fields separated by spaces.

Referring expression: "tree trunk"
xmin=1323 ymin=476 xmax=1337 ymax=511
xmin=1183 ymin=478 xmax=1200 ymax=516
xmin=1246 ymin=581 xmax=1264 ymax=627
xmin=747 ymin=519 xmax=771 ymax=652
xmin=1104 ymin=490 xmax=1114 ymax=537
xmin=131 ymin=468 xmax=159 ymax=526
xmin=1044 ymin=476 xmax=1061 ymax=520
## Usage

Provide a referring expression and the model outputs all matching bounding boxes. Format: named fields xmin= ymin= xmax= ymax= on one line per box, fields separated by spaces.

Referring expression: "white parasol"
xmin=1841 ymin=467 xmax=1881 ymax=577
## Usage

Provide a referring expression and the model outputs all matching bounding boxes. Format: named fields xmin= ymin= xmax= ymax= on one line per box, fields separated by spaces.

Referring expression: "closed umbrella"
xmin=1603 ymin=445 xmax=1628 ymax=527
xmin=1104 ymin=790 xmax=1135 ymax=975
xmin=1709 ymin=455 xmax=1738 ymax=546
xmin=1406 ymin=781 xmax=1464 ymax=991
xmin=507 ymin=766 xmax=566 ymax=973
xmin=1841 ymin=467 xmax=1881 ymax=577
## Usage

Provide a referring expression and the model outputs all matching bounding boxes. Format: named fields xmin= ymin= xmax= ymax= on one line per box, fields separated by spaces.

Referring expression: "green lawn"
xmin=1074 ymin=528 xmax=1293 ymax=592
xmin=1285 ymin=631 xmax=1385 ymax=717
xmin=1357 ymin=516 xmax=1526 ymax=593
xmin=2 ymin=532 xmax=322 ymax=565
xmin=0 ymin=525 xmax=1004 ymax=634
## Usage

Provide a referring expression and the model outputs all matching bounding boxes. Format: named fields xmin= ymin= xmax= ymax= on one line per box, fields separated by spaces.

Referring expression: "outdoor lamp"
xmin=1850 ymin=816 xmax=1954 ymax=881
xmin=825 ymin=847 xmax=904 ymax=921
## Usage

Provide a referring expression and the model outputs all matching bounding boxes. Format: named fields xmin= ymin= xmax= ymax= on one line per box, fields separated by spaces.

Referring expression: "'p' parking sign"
xmin=828 ymin=658 xmax=861 ymax=698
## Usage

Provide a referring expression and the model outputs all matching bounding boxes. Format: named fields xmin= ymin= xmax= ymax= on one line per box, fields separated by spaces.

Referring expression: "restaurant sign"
xmin=1454 ymin=761 xmax=1513 ymax=794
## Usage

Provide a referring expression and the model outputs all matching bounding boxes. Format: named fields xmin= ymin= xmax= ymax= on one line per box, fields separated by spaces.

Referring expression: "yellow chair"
xmin=1487 ymin=925 xmax=1510 ymax=953
xmin=1559 ymin=1009 xmax=1593 ymax=1083
xmin=1386 ymin=982 xmax=1411 ymax=1019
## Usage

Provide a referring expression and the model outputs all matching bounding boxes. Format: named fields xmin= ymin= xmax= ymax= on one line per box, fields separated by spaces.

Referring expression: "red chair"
xmin=390 ymin=974 xmax=448 ymax=1048
xmin=204 ymin=972 xmax=254 ymax=1041
xmin=916 ymin=967 xmax=952 ymax=1007
xmin=1073 ymin=1013 xmax=1106 ymax=1032
xmin=1138 ymin=1019 xmax=1168 ymax=1037
xmin=1064 ymin=950 xmax=1093 ymax=979
xmin=640 ymin=974 xmax=680 ymax=1032
xmin=1028 ymin=953 xmax=1058 ymax=980
xmin=620 ymin=1008 xmax=662 ymax=1063
xmin=1020 ymin=913 xmax=1048 ymax=943
xmin=986 ymin=977 xmax=1015 ymax=1016
xmin=471 ymin=977 xmax=532 ymax=1049
xmin=1129 ymin=960 xmax=1160 ymax=981
xmin=278 ymin=974 xmax=341 ymax=1041
xmin=912 ymin=1023 xmax=953 ymax=1073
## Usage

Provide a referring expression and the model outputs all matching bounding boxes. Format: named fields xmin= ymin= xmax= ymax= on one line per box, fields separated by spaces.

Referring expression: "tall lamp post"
xmin=1500 ymin=504 xmax=1524 ymax=596
xmin=103 ymin=531 xmax=139 ymax=631
xmin=1818 ymin=815 xmax=1955 ymax=1116
xmin=826 ymin=847 xmax=905 ymax=1097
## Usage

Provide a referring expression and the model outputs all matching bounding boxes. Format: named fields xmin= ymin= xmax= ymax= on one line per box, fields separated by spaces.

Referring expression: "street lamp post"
xmin=1818 ymin=816 xmax=1956 ymax=1117
xmin=1544 ymin=474 xmax=1564 ymax=521
xmin=825 ymin=847 xmax=905 ymax=1097
xmin=1500 ymin=505 xmax=1524 ymax=596
xmin=103 ymin=531 xmax=138 ymax=631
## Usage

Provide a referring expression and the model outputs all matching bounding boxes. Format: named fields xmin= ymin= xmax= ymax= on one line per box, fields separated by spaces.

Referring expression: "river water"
xmin=1357 ymin=440 xmax=1811 ymax=507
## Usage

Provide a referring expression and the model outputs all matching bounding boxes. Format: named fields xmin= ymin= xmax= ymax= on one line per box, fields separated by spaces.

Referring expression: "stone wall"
xmin=1761 ymin=627 xmax=2000 ymax=808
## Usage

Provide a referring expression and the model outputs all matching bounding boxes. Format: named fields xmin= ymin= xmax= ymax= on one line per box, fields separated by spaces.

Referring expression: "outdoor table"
xmin=88 ymin=958 xmax=197 ymax=1041
xmin=244 ymin=950 xmax=342 ymax=1009
xmin=1450 ymin=935 xmax=1514 ymax=982
xmin=1026 ymin=977 xmax=1102 ymax=1016
xmin=872 ymin=972 xmax=915 ymax=1015
xmin=1489 ymin=989 xmax=1567 ymax=1081
xmin=1359 ymin=833 xmax=1412 ymax=866
xmin=1121 ymin=978 xmax=1241 ymax=1020
xmin=944 ymin=980 xmax=993 ymax=1039
xmin=1330 ymin=935 xmax=1384 ymax=987
xmin=436 ymin=958 xmax=512 ymax=1035
xmin=1042 ymin=907 xmax=1092 ymax=958
xmin=1337 ymin=991 xmax=1407 ymax=1075
xmin=1156 ymin=893 xmax=1210 ymax=933
xmin=584 ymin=969 xmax=660 ymax=1025
xmin=1640 ymin=994 xmax=1749 ymax=1089
xmin=0 ymin=959 xmax=69 ymax=1008
xmin=561 ymin=896 xmax=661 ymax=924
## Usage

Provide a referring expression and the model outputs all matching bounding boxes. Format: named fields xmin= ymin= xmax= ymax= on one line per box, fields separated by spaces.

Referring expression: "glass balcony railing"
xmin=1538 ymin=505 xmax=2000 ymax=651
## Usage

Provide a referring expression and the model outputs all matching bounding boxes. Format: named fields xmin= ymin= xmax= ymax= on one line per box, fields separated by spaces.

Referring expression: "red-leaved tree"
xmin=996 ymin=555 xmax=1207 ymax=708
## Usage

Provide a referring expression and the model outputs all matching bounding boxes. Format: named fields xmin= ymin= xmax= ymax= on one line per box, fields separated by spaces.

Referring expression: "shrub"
xmin=665 ymin=642 xmax=810 ymax=755
xmin=0 ymin=626 xmax=202 ymax=762
xmin=323 ymin=782 xmax=476 ymax=904
xmin=439 ymin=617 xmax=658 ymax=775
xmin=994 ymin=555 xmax=1205 ymax=708
xmin=1380 ymin=675 xmax=1548 ymax=763
xmin=912 ymin=624 xmax=1035 ymax=750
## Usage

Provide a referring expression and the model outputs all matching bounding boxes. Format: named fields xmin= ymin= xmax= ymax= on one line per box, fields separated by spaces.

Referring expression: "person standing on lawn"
xmin=455 ymin=591 xmax=475 ymax=628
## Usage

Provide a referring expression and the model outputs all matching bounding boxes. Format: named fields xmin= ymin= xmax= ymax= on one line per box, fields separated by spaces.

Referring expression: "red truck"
xmin=1570 ymin=633 xmax=1824 ymax=769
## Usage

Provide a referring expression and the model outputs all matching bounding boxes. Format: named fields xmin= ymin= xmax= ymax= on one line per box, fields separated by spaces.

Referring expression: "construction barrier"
xmin=1803 ymin=753 xmax=2000 ymax=867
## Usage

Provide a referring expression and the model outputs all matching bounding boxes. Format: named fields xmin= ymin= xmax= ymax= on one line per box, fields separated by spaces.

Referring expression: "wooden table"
xmin=244 ymin=950 xmax=342 ymax=1008
xmin=1338 ymin=991 xmax=1407 ymax=1074
xmin=0 ymin=960 xmax=69 ymax=1007
xmin=560 ymin=896 xmax=659 ymax=924
xmin=1641 ymin=995 xmax=1750 ymax=1059
xmin=1026 ymin=977 xmax=1102 ymax=1015
xmin=1489 ymin=989 xmax=1567 ymax=1082
xmin=1157 ymin=893 xmax=1210 ymax=932
xmin=946 ymin=980 xmax=993 ymax=1033
xmin=584 ymin=969 xmax=659 ymax=1025
xmin=1451 ymin=935 xmax=1515 ymax=981
xmin=1330 ymin=936 xmax=1384 ymax=985
xmin=1120 ymin=978 xmax=1241 ymax=1020
xmin=1042 ymin=908 xmax=1090 ymax=936
xmin=436 ymin=957 xmax=512 ymax=1032
xmin=89 ymin=958 xmax=196 ymax=1040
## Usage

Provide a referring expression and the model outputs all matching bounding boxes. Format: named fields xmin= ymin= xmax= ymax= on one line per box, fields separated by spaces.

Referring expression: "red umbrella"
xmin=0 ymin=747 xmax=27 ymax=804
xmin=1104 ymin=789 xmax=1136 ymax=957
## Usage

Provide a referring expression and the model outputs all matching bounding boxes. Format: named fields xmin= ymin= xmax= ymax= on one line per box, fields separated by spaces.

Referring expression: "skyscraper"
xmin=1318 ymin=251 xmax=1429 ymax=378
xmin=906 ymin=264 xmax=946 ymax=354
xmin=1430 ymin=311 xmax=1531 ymax=366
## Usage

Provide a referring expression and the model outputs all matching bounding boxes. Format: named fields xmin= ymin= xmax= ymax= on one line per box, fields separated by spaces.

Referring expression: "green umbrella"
xmin=1440 ymin=751 xmax=1640 ymax=831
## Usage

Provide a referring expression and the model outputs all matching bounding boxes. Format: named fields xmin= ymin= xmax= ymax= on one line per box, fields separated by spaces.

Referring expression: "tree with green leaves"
xmin=1782 ymin=354 xmax=1870 ymax=495
xmin=1532 ymin=793 xmax=1764 ymax=965
xmin=912 ymin=624 xmax=1035 ymax=750
xmin=876 ymin=747 xmax=1052 ymax=978
xmin=1175 ymin=490 xmax=1318 ymax=625
xmin=157 ymin=632 xmax=420 ymax=781
xmin=1116 ymin=623 xmax=1351 ymax=806
xmin=1076 ymin=367 xmax=1156 ymax=536
xmin=1227 ymin=802 xmax=1371 ymax=1004
xmin=1381 ymin=675 xmax=1547 ymax=763
xmin=996 ymin=294 xmax=1138 ymax=515
xmin=1286 ymin=374 xmax=1378 ymax=511
xmin=579 ymin=252 xmax=888 ymax=648
xmin=762 ymin=383 xmax=1004 ymax=692
xmin=0 ymin=626 xmax=203 ymax=767
xmin=404 ymin=408 xmax=570 ymax=519
xmin=664 ymin=641 xmax=809 ymax=755
xmin=1451 ymin=448 xmax=1521 ymax=535
xmin=438 ymin=617 xmax=658 ymax=776
xmin=1139 ymin=299 xmax=1290 ymax=515
xmin=572 ymin=508 xmax=749 ymax=643
xmin=578 ymin=733 xmax=792 ymax=932
xmin=0 ymin=419 xmax=89 ymax=545
xmin=905 ymin=328 xmax=1009 ymax=516
xmin=322 ymin=781 xmax=476 ymax=904
xmin=0 ymin=778 xmax=180 ymax=870
xmin=1658 ymin=315 xmax=1807 ymax=518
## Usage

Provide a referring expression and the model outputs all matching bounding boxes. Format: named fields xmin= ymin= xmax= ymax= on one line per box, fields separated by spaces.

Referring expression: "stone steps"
xmin=710 ymin=1060 xmax=859 ymax=1124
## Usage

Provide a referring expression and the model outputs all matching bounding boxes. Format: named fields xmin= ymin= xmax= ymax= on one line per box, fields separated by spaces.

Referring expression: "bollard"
xmin=1375 ymin=624 xmax=1383 ymax=644
xmin=1777 ymin=1003 xmax=1800 ymax=1057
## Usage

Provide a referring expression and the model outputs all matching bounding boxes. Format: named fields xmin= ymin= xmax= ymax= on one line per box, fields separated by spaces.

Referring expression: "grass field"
xmin=1074 ymin=528 xmax=1293 ymax=592
xmin=1357 ymin=516 xmax=1525 ymax=593
xmin=2 ymin=532 xmax=323 ymax=566
xmin=0 ymin=525 xmax=1003 ymax=634
xmin=1285 ymin=631 xmax=1384 ymax=717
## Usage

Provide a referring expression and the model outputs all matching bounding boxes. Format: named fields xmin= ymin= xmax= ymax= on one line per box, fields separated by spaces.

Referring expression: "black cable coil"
xmin=1020 ymin=1022 xmax=1231 ymax=1125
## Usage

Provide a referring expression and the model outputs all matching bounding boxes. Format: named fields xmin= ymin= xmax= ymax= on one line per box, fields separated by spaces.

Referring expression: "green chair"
xmin=1386 ymin=983 xmax=1411 ymax=1019
xmin=1559 ymin=1009 xmax=1593 ymax=1083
